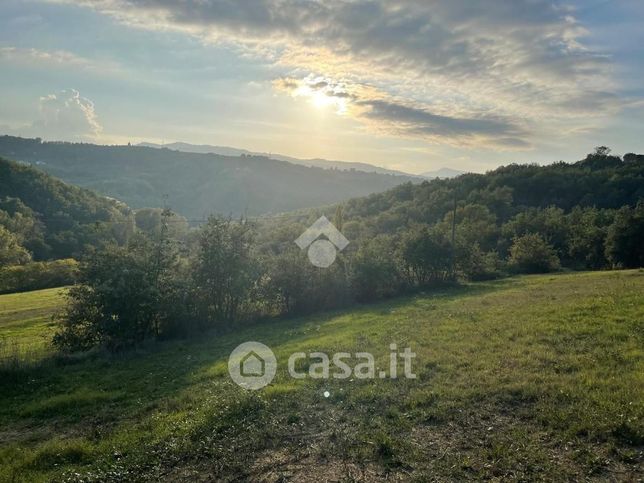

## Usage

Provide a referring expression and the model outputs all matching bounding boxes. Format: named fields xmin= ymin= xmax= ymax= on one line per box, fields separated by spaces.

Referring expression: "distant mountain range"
xmin=0 ymin=135 xmax=419 ymax=218
xmin=138 ymin=141 xmax=416 ymax=177
xmin=140 ymin=141 xmax=467 ymax=180
xmin=420 ymin=167 xmax=466 ymax=179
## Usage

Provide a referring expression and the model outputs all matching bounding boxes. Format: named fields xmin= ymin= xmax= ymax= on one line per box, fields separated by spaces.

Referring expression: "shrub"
xmin=508 ymin=233 xmax=560 ymax=273
xmin=262 ymin=248 xmax=315 ymax=315
xmin=0 ymin=259 xmax=78 ymax=294
xmin=351 ymin=235 xmax=401 ymax=302
xmin=53 ymin=234 xmax=180 ymax=352
xmin=458 ymin=243 xmax=502 ymax=280
xmin=400 ymin=226 xmax=452 ymax=285
xmin=0 ymin=225 xmax=31 ymax=266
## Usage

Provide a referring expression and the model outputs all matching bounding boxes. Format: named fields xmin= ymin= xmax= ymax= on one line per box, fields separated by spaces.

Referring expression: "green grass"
xmin=0 ymin=271 xmax=642 ymax=481
xmin=0 ymin=287 xmax=66 ymax=366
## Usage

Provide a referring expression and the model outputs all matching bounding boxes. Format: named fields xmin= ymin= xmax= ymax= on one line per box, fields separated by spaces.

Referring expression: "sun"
xmin=292 ymin=80 xmax=349 ymax=113
xmin=308 ymin=90 xmax=348 ymax=114
xmin=310 ymin=90 xmax=335 ymax=109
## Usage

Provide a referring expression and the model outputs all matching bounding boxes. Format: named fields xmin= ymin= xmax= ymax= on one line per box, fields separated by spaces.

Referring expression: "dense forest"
xmin=0 ymin=157 xmax=133 ymax=263
xmin=0 ymin=135 xmax=416 ymax=218
xmin=48 ymin=147 xmax=644 ymax=352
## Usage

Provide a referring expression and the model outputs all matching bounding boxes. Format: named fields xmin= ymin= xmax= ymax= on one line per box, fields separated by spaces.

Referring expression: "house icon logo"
xmin=295 ymin=215 xmax=349 ymax=268
xmin=228 ymin=341 xmax=277 ymax=390
xmin=240 ymin=350 xmax=265 ymax=377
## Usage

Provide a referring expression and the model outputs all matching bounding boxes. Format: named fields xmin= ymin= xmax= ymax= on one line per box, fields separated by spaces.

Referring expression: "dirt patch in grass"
xmin=408 ymin=410 xmax=644 ymax=481
xmin=249 ymin=450 xmax=399 ymax=483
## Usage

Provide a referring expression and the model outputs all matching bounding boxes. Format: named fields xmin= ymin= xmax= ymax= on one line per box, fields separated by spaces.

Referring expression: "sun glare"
xmin=311 ymin=90 xmax=334 ymax=109
xmin=307 ymin=89 xmax=348 ymax=114
xmin=289 ymin=76 xmax=350 ymax=114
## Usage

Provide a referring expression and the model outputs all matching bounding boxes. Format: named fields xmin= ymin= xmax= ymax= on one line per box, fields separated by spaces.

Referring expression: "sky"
xmin=0 ymin=0 xmax=643 ymax=174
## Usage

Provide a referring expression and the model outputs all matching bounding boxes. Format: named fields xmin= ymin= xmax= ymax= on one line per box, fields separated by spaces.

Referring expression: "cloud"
xmin=0 ymin=47 xmax=123 ymax=76
xmin=27 ymin=89 xmax=102 ymax=140
xmin=357 ymin=99 xmax=528 ymax=148
xmin=45 ymin=0 xmax=620 ymax=148
xmin=275 ymin=75 xmax=528 ymax=148
xmin=0 ymin=47 xmax=89 ymax=66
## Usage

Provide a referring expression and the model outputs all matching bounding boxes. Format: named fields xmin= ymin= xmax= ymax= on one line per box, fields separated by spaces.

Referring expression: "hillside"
xmin=139 ymin=141 xmax=415 ymax=177
xmin=339 ymin=152 xmax=644 ymax=224
xmin=420 ymin=167 xmax=466 ymax=178
xmin=0 ymin=135 xmax=417 ymax=218
xmin=266 ymin=148 xmax=644 ymax=231
xmin=0 ymin=157 xmax=132 ymax=261
xmin=250 ymin=149 xmax=644 ymax=287
xmin=1 ymin=271 xmax=642 ymax=480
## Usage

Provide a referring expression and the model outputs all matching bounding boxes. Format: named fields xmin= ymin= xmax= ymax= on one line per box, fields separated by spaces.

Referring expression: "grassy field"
xmin=0 ymin=287 xmax=66 ymax=368
xmin=0 ymin=271 xmax=642 ymax=481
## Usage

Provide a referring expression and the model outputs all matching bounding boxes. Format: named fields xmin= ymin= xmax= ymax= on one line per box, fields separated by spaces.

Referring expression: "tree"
xmin=566 ymin=207 xmax=611 ymax=269
xmin=578 ymin=147 xmax=622 ymax=170
xmin=263 ymin=248 xmax=313 ymax=315
xmin=0 ymin=157 xmax=134 ymax=261
xmin=351 ymin=235 xmax=401 ymax=302
xmin=441 ymin=204 xmax=499 ymax=252
xmin=508 ymin=233 xmax=560 ymax=273
xmin=501 ymin=206 xmax=568 ymax=259
xmin=53 ymin=232 xmax=181 ymax=352
xmin=400 ymin=226 xmax=452 ymax=286
xmin=0 ymin=225 xmax=31 ymax=266
xmin=0 ymin=199 xmax=46 ymax=257
xmin=466 ymin=186 xmax=513 ymax=222
xmin=0 ymin=258 xmax=78 ymax=294
xmin=192 ymin=216 xmax=257 ymax=324
xmin=135 ymin=208 xmax=188 ymax=239
xmin=605 ymin=203 xmax=644 ymax=268
xmin=456 ymin=242 xmax=502 ymax=281
xmin=54 ymin=241 xmax=157 ymax=351
xmin=52 ymin=284 xmax=102 ymax=352
xmin=623 ymin=153 xmax=644 ymax=164
xmin=594 ymin=146 xmax=611 ymax=156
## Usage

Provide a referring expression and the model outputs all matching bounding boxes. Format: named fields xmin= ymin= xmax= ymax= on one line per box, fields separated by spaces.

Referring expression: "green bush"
xmin=508 ymin=233 xmax=560 ymax=274
xmin=0 ymin=225 xmax=31 ymax=266
xmin=53 ymin=235 xmax=181 ymax=352
xmin=605 ymin=203 xmax=644 ymax=268
xmin=458 ymin=243 xmax=503 ymax=280
xmin=400 ymin=226 xmax=452 ymax=285
xmin=351 ymin=235 xmax=402 ymax=302
xmin=0 ymin=259 xmax=78 ymax=294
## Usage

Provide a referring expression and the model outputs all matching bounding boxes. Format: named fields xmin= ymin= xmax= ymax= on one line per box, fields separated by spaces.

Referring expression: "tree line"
xmin=53 ymin=146 xmax=644 ymax=352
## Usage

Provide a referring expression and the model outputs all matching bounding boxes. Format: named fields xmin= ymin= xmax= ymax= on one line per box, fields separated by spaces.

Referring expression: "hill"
xmin=0 ymin=135 xmax=418 ymax=218
xmin=339 ymin=151 xmax=644 ymax=224
xmin=1 ymin=271 xmax=642 ymax=480
xmin=252 ymin=148 xmax=644 ymax=288
xmin=139 ymin=141 xmax=415 ymax=177
xmin=0 ymin=157 xmax=133 ymax=261
xmin=420 ymin=167 xmax=466 ymax=178
xmin=266 ymin=148 xmax=644 ymax=236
